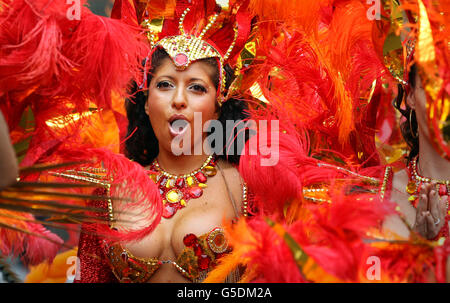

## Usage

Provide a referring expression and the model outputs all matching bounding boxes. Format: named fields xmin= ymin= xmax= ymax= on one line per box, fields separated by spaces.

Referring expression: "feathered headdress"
xmin=373 ymin=0 xmax=450 ymax=160
xmin=112 ymin=0 xmax=253 ymax=105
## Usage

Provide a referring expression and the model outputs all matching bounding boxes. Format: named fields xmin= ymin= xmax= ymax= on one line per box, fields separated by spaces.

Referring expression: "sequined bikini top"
xmin=104 ymin=183 xmax=249 ymax=283
xmin=103 ymin=227 xmax=236 ymax=283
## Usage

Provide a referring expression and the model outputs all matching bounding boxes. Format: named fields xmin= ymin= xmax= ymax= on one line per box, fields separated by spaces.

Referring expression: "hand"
xmin=413 ymin=183 xmax=448 ymax=240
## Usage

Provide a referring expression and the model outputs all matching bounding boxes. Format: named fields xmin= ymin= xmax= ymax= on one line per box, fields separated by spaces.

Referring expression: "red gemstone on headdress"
xmin=175 ymin=53 xmax=188 ymax=66
xmin=189 ymin=186 xmax=203 ymax=198
xmin=195 ymin=172 xmax=207 ymax=183
xmin=439 ymin=184 xmax=448 ymax=196
xmin=183 ymin=233 xmax=198 ymax=247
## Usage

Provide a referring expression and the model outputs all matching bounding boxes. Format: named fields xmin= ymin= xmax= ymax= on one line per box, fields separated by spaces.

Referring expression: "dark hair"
xmin=393 ymin=64 xmax=419 ymax=162
xmin=124 ymin=48 xmax=250 ymax=166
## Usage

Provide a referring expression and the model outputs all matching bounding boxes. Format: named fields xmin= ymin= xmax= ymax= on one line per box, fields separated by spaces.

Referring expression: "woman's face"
xmin=407 ymin=71 xmax=429 ymax=140
xmin=145 ymin=57 xmax=219 ymax=155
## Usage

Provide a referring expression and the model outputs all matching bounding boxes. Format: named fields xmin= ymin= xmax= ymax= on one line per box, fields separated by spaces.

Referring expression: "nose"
xmin=171 ymin=85 xmax=187 ymax=110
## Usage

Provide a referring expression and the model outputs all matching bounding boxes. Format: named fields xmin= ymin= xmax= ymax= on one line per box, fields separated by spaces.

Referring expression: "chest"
xmin=114 ymin=175 xmax=244 ymax=260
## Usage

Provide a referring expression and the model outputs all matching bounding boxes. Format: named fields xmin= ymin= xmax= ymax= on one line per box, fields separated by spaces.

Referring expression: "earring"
xmin=409 ymin=109 xmax=418 ymax=139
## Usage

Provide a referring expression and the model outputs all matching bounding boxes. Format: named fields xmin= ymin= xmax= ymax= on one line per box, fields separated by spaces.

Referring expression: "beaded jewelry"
xmin=149 ymin=155 xmax=218 ymax=219
xmin=406 ymin=156 xmax=450 ymax=238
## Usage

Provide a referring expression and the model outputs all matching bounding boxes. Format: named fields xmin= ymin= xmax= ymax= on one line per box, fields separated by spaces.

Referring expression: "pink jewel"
xmin=174 ymin=53 xmax=188 ymax=66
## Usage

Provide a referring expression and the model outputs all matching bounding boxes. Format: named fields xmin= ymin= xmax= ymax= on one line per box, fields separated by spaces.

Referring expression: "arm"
xmin=0 ymin=110 xmax=19 ymax=190
xmin=74 ymin=188 xmax=118 ymax=283
xmin=74 ymin=223 xmax=118 ymax=283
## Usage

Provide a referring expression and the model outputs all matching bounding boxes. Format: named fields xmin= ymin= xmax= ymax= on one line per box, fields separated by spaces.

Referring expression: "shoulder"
xmin=392 ymin=168 xmax=408 ymax=193
xmin=216 ymin=160 xmax=241 ymax=180
xmin=216 ymin=159 xmax=245 ymax=205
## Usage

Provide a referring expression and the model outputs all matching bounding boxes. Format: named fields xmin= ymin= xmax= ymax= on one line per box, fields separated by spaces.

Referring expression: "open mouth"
xmin=169 ymin=119 xmax=189 ymax=136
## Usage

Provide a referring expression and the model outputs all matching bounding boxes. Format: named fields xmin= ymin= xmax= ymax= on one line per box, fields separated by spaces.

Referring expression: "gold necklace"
xmin=406 ymin=156 xmax=450 ymax=208
xmin=149 ymin=155 xmax=217 ymax=218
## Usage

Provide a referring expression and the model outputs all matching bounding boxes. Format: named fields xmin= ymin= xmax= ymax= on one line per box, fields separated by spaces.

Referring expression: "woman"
xmin=381 ymin=63 xmax=449 ymax=240
xmin=75 ymin=1 xmax=254 ymax=283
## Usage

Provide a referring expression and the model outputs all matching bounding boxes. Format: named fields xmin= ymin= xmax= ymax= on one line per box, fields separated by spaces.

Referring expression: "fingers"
xmin=412 ymin=183 xmax=447 ymax=240
xmin=424 ymin=211 xmax=438 ymax=239
xmin=414 ymin=210 xmax=427 ymax=237
xmin=416 ymin=184 xmax=429 ymax=214
xmin=428 ymin=186 xmax=441 ymax=220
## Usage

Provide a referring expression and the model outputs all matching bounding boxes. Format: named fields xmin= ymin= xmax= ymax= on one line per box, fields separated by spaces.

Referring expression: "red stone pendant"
xmin=195 ymin=171 xmax=207 ymax=183
xmin=150 ymin=156 xmax=216 ymax=219
xmin=163 ymin=204 xmax=176 ymax=219
xmin=176 ymin=177 xmax=185 ymax=188
xmin=189 ymin=186 xmax=203 ymax=198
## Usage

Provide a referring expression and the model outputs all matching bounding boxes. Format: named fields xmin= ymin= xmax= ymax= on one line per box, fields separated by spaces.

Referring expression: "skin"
xmin=113 ymin=58 xmax=244 ymax=283
xmin=0 ymin=110 xmax=19 ymax=190
xmin=383 ymin=71 xmax=449 ymax=241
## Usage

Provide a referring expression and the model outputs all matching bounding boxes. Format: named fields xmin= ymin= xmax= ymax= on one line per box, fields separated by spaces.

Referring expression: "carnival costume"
xmin=74 ymin=0 xmax=258 ymax=283
xmin=1 ymin=0 xmax=449 ymax=283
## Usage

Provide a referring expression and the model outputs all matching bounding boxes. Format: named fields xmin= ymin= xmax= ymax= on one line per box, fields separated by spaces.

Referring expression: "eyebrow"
xmin=156 ymin=75 xmax=208 ymax=83
xmin=189 ymin=78 xmax=206 ymax=82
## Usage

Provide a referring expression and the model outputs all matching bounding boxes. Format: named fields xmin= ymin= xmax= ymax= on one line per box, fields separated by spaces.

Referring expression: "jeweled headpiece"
xmin=113 ymin=0 xmax=252 ymax=106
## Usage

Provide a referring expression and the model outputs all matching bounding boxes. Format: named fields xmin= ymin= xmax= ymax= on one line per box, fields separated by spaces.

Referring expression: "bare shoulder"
xmin=216 ymin=159 xmax=244 ymax=205
xmin=392 ymin=168 xmax=408 ymax=193
xmin=217 ymin=160 xmax=243 ymax=187
xmin=389 ymin=168 xmax=416 ymax=231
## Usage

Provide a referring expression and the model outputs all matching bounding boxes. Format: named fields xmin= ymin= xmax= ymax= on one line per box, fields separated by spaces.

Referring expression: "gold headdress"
xmin=113 ymin=0 xmax=253 ymax=106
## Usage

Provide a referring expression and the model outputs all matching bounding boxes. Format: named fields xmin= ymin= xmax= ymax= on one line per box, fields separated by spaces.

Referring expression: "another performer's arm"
xmin=75 ymin=188 xmax=118 ymax=283
xmin=0 ymin=110 xmax=18 ymax=190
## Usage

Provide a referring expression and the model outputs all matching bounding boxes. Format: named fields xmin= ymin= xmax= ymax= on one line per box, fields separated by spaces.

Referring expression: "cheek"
xmin=192 ymin=95 xmax=218 ymax=121
xmin=414 ymin=90 xmax=428 ymax=124
xmin=146 ymin=98 xmax=166 ymax=130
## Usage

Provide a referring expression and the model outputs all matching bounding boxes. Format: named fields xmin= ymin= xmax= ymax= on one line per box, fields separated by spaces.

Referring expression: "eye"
xmin=156 ymin=81 xmax=173 ymax=89
xmin=189 ymin=84 xmax=207 ymax=93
